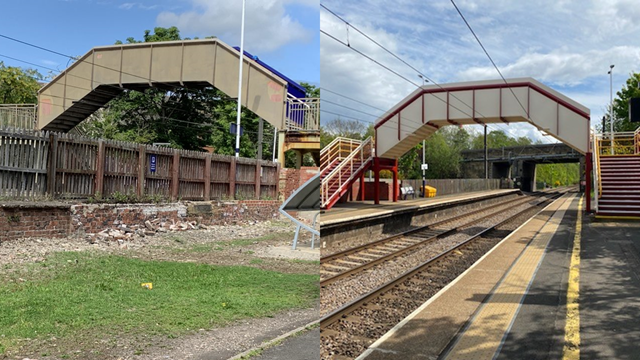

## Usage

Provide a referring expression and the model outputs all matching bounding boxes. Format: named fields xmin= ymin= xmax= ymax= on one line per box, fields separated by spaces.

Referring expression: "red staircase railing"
xmin=321 ymin=137 xmax=373 ymax=209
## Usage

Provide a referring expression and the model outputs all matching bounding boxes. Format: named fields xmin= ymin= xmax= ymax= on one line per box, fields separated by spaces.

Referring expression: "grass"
xmin=0 ymin=252 xmax=319 ymax=355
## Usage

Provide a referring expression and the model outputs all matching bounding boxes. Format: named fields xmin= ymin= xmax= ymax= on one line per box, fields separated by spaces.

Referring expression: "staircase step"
xmin=596 ymin=210 xmax=640 ymax=217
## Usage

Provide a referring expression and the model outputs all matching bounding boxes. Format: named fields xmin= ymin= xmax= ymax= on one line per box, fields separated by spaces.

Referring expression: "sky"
xmin=320 ymin=0 xmax=640 ymax=143
xmin=0 ymin=0 xmax=319 ymax=86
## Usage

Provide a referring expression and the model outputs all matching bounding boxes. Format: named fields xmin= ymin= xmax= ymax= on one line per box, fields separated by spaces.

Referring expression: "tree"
xmin=0 ymin=61 xmax=43 ymax=104
xmin=610 ymin=72 xmax=640 ymax=132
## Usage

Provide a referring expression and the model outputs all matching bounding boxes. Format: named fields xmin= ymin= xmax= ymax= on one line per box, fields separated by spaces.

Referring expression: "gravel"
xmin=320 ymin=203 xmax=549 ymax=359
xmin=320 ymin=197 xmax=545 ymax=317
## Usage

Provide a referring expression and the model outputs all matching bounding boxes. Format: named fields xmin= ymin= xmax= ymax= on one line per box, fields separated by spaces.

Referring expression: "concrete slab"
xmin=320 ymin=189 xmax=519 ymax=226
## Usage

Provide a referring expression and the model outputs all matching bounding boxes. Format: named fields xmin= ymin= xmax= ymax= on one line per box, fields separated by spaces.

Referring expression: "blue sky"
xmin=0 ymin=0 xmax=319 ymax=86
xmin=321 ymin=0 xmax=640 ymax=142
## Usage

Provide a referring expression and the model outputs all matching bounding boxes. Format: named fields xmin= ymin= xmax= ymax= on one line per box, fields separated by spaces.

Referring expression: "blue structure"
xmin=233 ymin=47 xmax=307 ymax=99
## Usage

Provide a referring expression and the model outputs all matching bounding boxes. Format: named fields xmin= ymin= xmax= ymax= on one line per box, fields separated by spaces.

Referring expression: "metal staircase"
xmin=320 ymin=137 xmax=373 ymax=209
xmin=593 ymin=128 xmax=640 ymax=218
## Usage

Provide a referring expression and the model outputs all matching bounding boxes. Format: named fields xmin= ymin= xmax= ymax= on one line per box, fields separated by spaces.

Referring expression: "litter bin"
xmin=423 ymin=185 xmax=437 ymax=198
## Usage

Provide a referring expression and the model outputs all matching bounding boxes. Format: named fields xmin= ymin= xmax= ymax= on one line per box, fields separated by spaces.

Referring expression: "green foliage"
xmin=470 ymin=129 xmax=532 ymax=149
xmin=536 ymin=163 xmax=580 ymax=187
xmin=0 ymin=61 xmax=43 ymax=104
xmin=607 ymin=72 xmax=640 ymax=133
xmin=0 ymin=252 xmax=318 ymax=354
xmin=299 ymin=81 xmax=320 ymax=98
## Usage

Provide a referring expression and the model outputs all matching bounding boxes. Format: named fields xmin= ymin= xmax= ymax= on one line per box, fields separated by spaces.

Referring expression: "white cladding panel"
xmin=400 ymin=98 xmax=423 ymax=139
xmin=377 ymin=114 xmax=399 ymax=157
xmin=475 ymin=89 xmax=500 ymax=119
xmin=501 ymin=87 xmax=528 ymax=119
xmin=529 ymin=90 xmax=556 ymax=132
xmin=449 ymin=90 xmax=473 ymax=120
xmin=558 ymin=106 xmax=589 ymax=152
xmin=424 ymin=93 xmax=447 ymax=122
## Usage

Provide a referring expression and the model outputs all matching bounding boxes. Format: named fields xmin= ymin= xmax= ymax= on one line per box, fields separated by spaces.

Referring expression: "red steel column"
xmin=392 ymin=159 xmax=398 ymax=203
xmin=374 ymin=157 xmax=380 ymax=205
xmin=359 ymin=173 xmax=365 ymax=201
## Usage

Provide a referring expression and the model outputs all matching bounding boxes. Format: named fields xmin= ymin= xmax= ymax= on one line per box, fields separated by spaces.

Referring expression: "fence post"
xmin=137 ymin=145 xmax=145 ymax=198
xmin=95 ymin=140 xmax=105 ymax=198
xmin=229 ymin=157 xmax=236 ymax=200
xmin=255 ymin=160 xmax=261 ymax=200
xmin=275 ymin=162 xmax=281 ymax=201
xmin=47 ymin=133 xmax=58 ymax=198
xmin=171 ymin=150 xmax=180 ymax=201
xmin=204 ymin=153 xmax=211 ymax=201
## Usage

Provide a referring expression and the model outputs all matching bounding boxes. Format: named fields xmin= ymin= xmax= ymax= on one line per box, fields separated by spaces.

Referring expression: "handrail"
xmin=320 ymin=137 xmax=362 ymax=174
xmin=321 ymin=137 xmax=373 ymax=208
xmin=635 ymin=127 xmax=640 ymax=154
xmin=593 ymin=132 xmax=602 ymax=205
xmin=285 ymin=96 xmax=319 ymax=131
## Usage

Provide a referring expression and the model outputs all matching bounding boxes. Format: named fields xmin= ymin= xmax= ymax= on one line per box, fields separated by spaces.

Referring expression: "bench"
xmin=400 ymin=186 xmax=415 ymax=200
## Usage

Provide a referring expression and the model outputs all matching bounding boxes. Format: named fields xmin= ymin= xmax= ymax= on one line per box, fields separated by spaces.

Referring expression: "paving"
xmin=356 ymin=192 xmax=640 ymax=360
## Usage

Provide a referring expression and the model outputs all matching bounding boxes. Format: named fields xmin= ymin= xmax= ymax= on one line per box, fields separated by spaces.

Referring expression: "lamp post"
xmin=418 ymin=75 xmax=427 ymax=197
xmin=608 ymin=64 xmax=614 ymax=155
xmin=235 ymin=0 xmax=246 ymax=158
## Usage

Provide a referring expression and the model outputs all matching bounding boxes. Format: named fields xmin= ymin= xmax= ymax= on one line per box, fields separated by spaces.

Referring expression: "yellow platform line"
xmin=563 ymin=196 xmax=583 ymax=360
xmin=444 ymin=194 xmax=575 ymax=360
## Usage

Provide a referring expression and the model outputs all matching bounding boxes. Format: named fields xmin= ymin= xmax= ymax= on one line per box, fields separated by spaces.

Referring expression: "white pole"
xmin=272 ymin=126 xmax=277 ymax=162
xmin=609 ymin=64 xmax=614 ymax=155
xmin=235 ymin=0 xmax=246 ymax=158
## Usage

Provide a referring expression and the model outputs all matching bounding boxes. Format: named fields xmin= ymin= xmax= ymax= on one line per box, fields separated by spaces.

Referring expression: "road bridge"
xmin=460 ymin=143 xmax=585 ymax=191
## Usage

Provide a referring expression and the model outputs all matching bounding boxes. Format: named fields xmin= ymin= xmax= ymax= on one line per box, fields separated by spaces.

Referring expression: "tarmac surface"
xmin=254 ymin=327 xmax=320 ymax=360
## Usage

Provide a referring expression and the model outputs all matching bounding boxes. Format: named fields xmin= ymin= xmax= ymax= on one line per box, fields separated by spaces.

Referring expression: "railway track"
xmin=320 ymin=189 xmax=571 ymax=359
xmin=320 ymin=190 xmax=561 ymax=286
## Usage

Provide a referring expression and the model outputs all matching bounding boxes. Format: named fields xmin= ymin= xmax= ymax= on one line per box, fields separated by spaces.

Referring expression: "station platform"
xmin=357 ymin=192 xmax=640 ymax=360
xmin=320 ymin=189 xmax=519 ymax=226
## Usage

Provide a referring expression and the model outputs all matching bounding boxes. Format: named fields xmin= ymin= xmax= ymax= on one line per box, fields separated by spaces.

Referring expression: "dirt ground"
xmin=0 ymin=220 xmax=320 ymax=360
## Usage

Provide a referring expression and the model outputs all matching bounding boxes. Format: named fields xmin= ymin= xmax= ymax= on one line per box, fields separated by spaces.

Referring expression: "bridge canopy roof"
xmin=374 ymin=78 xmax=591 ymax=158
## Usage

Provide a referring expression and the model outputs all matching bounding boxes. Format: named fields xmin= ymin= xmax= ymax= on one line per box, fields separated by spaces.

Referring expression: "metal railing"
xmin=321 ymin=137 xmax=373 ymax=208
xmin=596 ymin=131 xmax=638 ymax=155
xmin=592 ymin=131 xmax=602 ymax=205
xmin=285 ymin=95 xmax=319 ymax=131
xmin=0 ymin=104 xmax=37 ymax=130
xmin=320 ymin=137 xmax=363 ymax=174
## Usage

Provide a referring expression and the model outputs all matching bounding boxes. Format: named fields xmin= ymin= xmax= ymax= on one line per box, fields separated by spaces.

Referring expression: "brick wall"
xmin=0 ymin=200 xmax=281 ymax=240
xmin=0 ymin=204 xmax=71 ymax=241
xmin=280 ymin=167 xmax=319 ymax=200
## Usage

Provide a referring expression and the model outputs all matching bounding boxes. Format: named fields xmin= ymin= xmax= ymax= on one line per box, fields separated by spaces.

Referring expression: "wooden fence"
xmin=0 ymin=129 xmax=279 ymax=200
xmin=401 ymin=178 xmax=502 ymax=197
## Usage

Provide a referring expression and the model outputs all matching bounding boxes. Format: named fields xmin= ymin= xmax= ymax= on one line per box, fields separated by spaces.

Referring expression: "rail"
xmin=0 ymin=104 xmax=37 ymax=130
xmin=320 ymin=137 xmax=373 ymax=208
xmin=285 ymin=95 xmax=319 ymax=131
xmin=636 ymin=127 xmax=640 ymax=154
xmin=320 ymin=137 xmax=362 ymax=174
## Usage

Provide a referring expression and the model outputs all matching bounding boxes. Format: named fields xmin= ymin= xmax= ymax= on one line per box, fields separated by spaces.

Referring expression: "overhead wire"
xmin=320 ymin=4 xmax=546 ymax=143
xmin=320 ymin=5 xmax=531 ymax=142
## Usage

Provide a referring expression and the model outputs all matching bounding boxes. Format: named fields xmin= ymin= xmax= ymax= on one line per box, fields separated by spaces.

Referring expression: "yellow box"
xmin=141 ymin=282 xmax=153 ymax=290
xmin=423 ymin=185 xmax=437 ymax=198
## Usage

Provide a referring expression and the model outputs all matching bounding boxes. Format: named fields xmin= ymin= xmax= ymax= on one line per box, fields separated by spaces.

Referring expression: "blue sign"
xmin=230 ymin=123 xmax=244 ymax=136
xmin=150 ymin=154 xmax=157 ymax=173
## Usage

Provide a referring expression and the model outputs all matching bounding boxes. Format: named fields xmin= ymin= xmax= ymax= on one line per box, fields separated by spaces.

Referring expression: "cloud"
xmin=320 ymin=0 xmax=640 ymax=143
xmin=156 ymin=0 xmax=314 ymax=53
xmin=118 ymin=2 xmax=157 ymax=10
xmin=457 ymin=47 xmax=640 ymax=87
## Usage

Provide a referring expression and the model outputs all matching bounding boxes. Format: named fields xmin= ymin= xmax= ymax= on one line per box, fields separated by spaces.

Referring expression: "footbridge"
xmin=37 ymin=38 xmax=319 ymax=166
xmin=321 ymin=78 xmax=594 ymax=210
